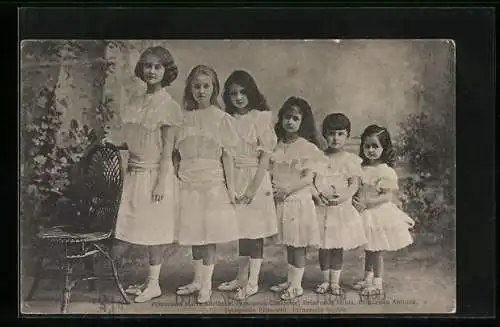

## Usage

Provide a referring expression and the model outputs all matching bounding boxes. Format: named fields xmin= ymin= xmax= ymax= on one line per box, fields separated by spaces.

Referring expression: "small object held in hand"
xmin=273 ymin=188 xmax=288 ymax=202
xmin=313 ymin=174 xmax=347 ymax=205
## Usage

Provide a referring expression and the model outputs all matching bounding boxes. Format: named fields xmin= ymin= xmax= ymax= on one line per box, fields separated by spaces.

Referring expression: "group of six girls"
xmin=105 ymin=46 xmax=416 ymax=305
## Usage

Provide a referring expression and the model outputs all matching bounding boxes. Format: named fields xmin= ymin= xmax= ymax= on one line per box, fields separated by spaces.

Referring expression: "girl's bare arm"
xmin=222 ymin=149 xmax=236 ymax=203
xmin=244 ymin=152 xmax=271 ymax=198
xmin=156 ymin=125 xmax=175 ymax=186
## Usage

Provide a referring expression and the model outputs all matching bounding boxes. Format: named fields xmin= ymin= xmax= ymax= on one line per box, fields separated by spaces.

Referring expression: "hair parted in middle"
xmin=274 ymin=96 xmax=320 ymax=147
xmin=183 ymin=64 xmax=221 ymax=111
xmin=222 ymin=70 xmax=270 ymax=116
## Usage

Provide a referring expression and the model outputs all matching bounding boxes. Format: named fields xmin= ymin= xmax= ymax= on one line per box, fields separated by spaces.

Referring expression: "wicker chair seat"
xmin=37 ymin=226 xmax=111 ymax=243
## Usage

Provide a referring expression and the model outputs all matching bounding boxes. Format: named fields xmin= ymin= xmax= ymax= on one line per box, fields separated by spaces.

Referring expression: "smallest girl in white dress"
xmin=313 ymin=113 xmax=367 ymax=296
xmin=353 ymin=124 xmax=415 ymax=296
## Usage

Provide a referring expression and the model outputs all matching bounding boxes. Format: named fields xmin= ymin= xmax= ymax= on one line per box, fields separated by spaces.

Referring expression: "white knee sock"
xmin=201 ymin=264 xmax=215 ymax=292
xmin=248 ymin=258 xmax=262 ymax=287
xmin=192 ymin=259 xmax=203 ymax=286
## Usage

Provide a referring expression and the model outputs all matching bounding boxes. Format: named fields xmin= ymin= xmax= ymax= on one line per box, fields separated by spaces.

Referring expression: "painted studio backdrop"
xmin=20 ymin=40 xmax=456 ymax=314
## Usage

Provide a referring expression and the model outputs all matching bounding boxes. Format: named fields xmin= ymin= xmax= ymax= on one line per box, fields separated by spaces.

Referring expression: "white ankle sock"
xmin=330 ymin=269 xmax=341 ymax=285
xmin=364 ymin=271 xmax=374 ymax=282
xmin=248 ymin=258 xmax=262 ymax=286
xmin=287 ymin=264 xmax=294 ymax=284
xmin=291 ymin=266 xmax=305 ymax=289
xmin=321 ymin=270 xmax=330 ymax=283
xmin=146 ymin=264 xmax=162 ymax=288
xmin=236 ymin=257 xmax=250 ymax=283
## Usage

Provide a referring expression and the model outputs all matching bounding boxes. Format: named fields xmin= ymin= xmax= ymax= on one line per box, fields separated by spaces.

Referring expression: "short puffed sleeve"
xmin=219 ymin=113 xmax=239 ymax=155
xmin=121 ymin=91 xmax=184 ymax=130
xmin=376 ymin=165 xmax=399 ymax=191
xmin=255 ymin=111 xmax=278 ymax=154
xmin=344 ymin=152 xmax=364 ymax=178
xmin=300 ymin=140 xmax=328 ymax=173
xmin=158 ymin=98 xmax=183 ymax=128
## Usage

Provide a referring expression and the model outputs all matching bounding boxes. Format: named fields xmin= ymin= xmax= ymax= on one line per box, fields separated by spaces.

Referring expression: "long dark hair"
xmin=359 ymin=124 xmax=396 ymax=167
xmin=222 ymin=70 xmax=270 ymax=115
xmin=183 ymin=65 xmax=221 ymax=111
xmin=274 ymin=96 xmax=320 ymax=147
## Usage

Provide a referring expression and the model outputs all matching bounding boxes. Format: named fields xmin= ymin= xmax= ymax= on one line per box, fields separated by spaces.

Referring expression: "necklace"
xmin=282 ymin=137 xmax=299 ymax=155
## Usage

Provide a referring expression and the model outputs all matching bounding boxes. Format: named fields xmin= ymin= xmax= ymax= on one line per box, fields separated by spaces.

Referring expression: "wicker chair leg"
xmin=93 ymin=243 xmax=131 ymax=304
xmin=84 ymin=256 xmax=96 ymax=291
xmin=60 ymin=261 xmax=74 ymax=314
xmin=25 ymin=256 xmax=44 ymax=301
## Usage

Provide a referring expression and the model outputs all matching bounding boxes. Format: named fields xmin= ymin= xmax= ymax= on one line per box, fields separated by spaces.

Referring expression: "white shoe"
xmin=234 ymin=283 xmax=259 ymax=301
xmin=353 ymin=279 xmax=373 ymax=290
xmin=270 ymin=282 xmax=290 ymax=293
xmin=280 ymin=287 xmax=303 ymax=300
xmin=218 ymin=279 xmax=244 ymax=291
xmin=134 ymin=284 xmax=162 ymax=303
xmin=125 ymin=283 xmax=145 ymax=296
xmin=197 ymin=289 xmax=212 ymax=304
xmin=176 ymin=282 xmax=201 ymax=295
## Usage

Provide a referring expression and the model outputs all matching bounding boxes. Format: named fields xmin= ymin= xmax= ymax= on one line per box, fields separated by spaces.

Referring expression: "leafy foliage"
xmin=396 ymin=93 xmax=455 ymax=246
xmin=21 ymin=41 xmax=118 ymax=243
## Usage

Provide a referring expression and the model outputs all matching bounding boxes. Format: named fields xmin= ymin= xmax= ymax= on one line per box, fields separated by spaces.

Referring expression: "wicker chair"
xmin=24 ymin=143 xmax=131 ymax=313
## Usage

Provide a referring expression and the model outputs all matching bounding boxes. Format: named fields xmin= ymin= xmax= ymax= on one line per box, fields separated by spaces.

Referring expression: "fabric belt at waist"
xmin=178 ymin=158 xmax=224 ymax=185
xmin=127 ymin=160 xmax=160 ymax=172
xmin=234 ymin=155 xmax=259 ymax=168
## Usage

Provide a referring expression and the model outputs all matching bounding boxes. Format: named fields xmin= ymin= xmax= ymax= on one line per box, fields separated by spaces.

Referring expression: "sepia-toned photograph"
xmin=20 ymin=39 xmax=456 ymax=314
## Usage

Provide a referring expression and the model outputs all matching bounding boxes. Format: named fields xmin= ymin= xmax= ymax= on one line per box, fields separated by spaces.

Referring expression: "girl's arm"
xmin=222 ymin=149 xmax=237 ymax=204
xmin=240 ymin=151 xmax=270 ymax=204
xmin=152 ymin=125 xmax=175 ymax=201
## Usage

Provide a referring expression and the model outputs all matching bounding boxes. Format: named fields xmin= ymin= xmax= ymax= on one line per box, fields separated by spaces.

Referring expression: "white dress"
xmin=271 ymin=137 xmax=324 ymax=247
xmin=360 ymin=163 xmax=415 ymax=251
xmin=315 ymin=151 xmax=367 ymax=250
xmin=175 ymin=106 xmax=240 ymax=246
xmin=113 ymin=89 xmax=183 ymax=246
xmin=232 ymin=110 xmax=278 ymax=240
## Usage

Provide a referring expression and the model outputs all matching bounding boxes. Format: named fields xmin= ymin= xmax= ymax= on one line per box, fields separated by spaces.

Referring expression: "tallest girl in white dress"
xmin=105 ymin=46 xmax=183 ymax=303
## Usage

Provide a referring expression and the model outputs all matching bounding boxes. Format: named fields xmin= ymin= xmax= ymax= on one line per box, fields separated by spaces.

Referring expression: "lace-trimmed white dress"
xmin=175 ymin=106 xmax=240 ymax=246
xmin=360 ymin=163 xmax=415 ymax=251
xmin=315 ymin=151 xmax=367 ymax=250
xmin=113 ymin=89 xmax=183 ymax=246
xmin=271 ymin=137 xmax=324 ymax=247
xmin=232 ymin=110 xmax=278 ymax=239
